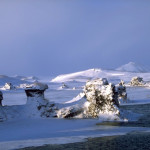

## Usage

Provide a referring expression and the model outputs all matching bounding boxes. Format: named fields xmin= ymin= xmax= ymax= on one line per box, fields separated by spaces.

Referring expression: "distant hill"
xmin=0 ymin=75 xmax=38 ymax=86
xmin=14 ymin=75 xmax=39 ymax=82
xmin=116 ymin=62 xmax=150 ymax=73
xmin=51 ymin=68 xmax=106 ymax=83
xmin=0 ymin=75 xmax=26 ymax=86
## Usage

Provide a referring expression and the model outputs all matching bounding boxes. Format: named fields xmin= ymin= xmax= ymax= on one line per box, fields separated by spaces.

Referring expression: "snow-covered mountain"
xmin=51 ymin=66 xmax=150 ymax=84
xmin=116 ymin=62 xmax=150 ymax=73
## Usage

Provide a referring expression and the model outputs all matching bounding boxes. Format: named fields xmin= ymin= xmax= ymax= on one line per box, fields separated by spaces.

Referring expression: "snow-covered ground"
xmin=1 ymin=63 xmax=150 ymax=150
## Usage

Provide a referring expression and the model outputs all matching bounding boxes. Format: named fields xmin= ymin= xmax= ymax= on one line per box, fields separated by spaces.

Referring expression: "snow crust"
xmin=1 ymin=118 xmax=149 ymax=150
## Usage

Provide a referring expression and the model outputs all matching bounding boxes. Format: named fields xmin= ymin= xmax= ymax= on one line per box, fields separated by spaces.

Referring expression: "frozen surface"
xmin=2 ymin=90 xmax=26 ymax=106
xmin=0 ymin=118 xmax=150 ymax=150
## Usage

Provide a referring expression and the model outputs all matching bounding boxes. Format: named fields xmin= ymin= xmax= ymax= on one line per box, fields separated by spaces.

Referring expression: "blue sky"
xmin=0 ymin=0 xmax=150 ymax=76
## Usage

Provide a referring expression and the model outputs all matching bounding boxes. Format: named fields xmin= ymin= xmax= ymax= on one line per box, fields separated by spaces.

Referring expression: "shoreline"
xmin=20 ymin=131 xmax=150 ymax=150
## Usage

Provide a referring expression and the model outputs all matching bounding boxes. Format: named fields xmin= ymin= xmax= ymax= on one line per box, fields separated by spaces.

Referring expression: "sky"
xmin=0 ymin=0 xmax=150 ymax=76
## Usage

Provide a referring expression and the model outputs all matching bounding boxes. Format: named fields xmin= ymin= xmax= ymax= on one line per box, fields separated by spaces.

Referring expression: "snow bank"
xmin=130 ymin=76 xmax=144 ymax=86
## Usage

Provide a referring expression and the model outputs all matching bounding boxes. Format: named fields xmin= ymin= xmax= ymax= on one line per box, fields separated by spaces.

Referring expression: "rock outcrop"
xmin=57 ymin=78 xmax=120 ymax=120
xmin=117 ymin=80 xmax=127 ymax=102
xmin=130 ymin=77 xmax=144 ymax=86
xmin=3 ymin=83 xmax=15 ymax=90
xmin=83 ymin=78 xmax=119 ymax=118
xmin=25 ymin=82 xmax=58 ymax=118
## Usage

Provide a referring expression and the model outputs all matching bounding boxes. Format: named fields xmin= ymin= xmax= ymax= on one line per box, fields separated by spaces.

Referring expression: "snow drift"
xmin=51 ymin=68 xmax=105 ymax=83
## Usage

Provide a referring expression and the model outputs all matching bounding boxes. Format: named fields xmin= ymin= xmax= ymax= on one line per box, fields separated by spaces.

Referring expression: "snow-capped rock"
xmin=117 ymin=80 xmax=127 ymax=102
xmin=25 ymin=82 xmax=48 ymax=99
xmin=25 ymin=82 xmax=48 ymax=91
xmin=84 ymin=79 xmax=120 ymax=118
xmin=130 ymin=76 xmax=144 ymax=86
xmin=3 ymin=83 xmax=15 ymax=90
xmin=116 ymin=62 xmax=150 ymax=73
xmin=58 ymin=83 xmax=69 ymax=90
xmin=57 ymin=78 xmax=121 ymax=120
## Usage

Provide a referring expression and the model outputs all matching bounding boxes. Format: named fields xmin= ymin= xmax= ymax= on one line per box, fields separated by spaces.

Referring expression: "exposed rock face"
xmin=57 ymin=106 xmax=84 ymax=118
xmin=130 ymin=77 xmax=144 ymax=86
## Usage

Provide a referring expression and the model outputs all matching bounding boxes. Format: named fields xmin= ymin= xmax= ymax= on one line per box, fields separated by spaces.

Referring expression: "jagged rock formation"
xmin=83 ymin=78 xmax=119 ymax=118
xmin=117 ymin=80 xmax=127 ymax=102
xmin=57 ymin=78 xmax=120 ymax=120
xmin=130 ymin=77 xmax=144 ymax=86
